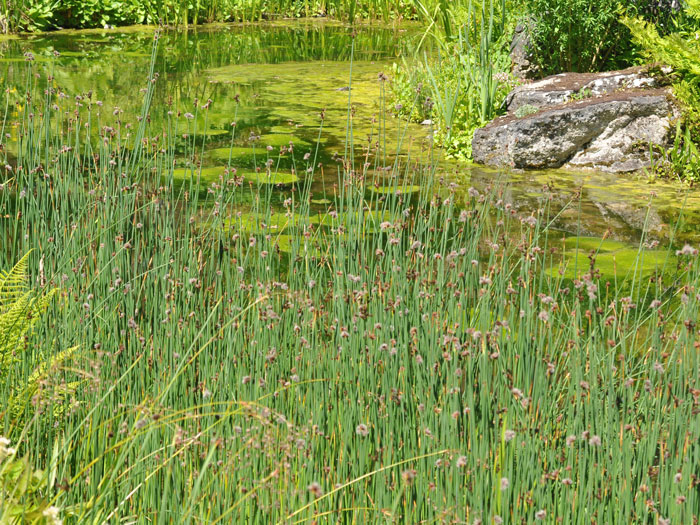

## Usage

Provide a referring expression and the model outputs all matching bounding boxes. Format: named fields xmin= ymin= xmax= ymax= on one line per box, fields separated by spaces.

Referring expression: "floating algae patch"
xmin=272 ymin=234 xmax=329 ymax=257
xmin=107 ymin=51 xmax=151 ymax=58
xmin=368 ymin=184 xmax=421 ymax=195
xmin=242 ymin=170 xmax=299 ymax=185
xmin=204 ymin=129 xmax=231 ymax=138
xmin=563 ymin=237 xmax=630 ymax=253
xmin=257 ymin=133 xmax=312 ymax=148
xmin=207 ymin=147 xmax=261 ymax=166
xmin=172 ymin=166 xmax=228 ymax=182
xmin=222 ymin=211 xmax=306 ymax=234
xmin=172 ymin=129 xmax=232 ymax=150
xmin=309 ymin=209 xmax=396 ymax=232
xmin=549 ymin=236 xmax=675 ymax=281
xmin=0 ymin=57 xmax=50 ymax=62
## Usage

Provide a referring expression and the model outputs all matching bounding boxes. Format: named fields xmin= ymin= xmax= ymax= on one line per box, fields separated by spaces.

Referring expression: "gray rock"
xmin=598 ymin=201 xmax=665 ymax=235
xmin=472 ymin=88 xmax=678 ymax=172
xmin=510 ymin=21 xmax=540 ymax=81
xmin=506 ymin=67 xmax=658 ymax=112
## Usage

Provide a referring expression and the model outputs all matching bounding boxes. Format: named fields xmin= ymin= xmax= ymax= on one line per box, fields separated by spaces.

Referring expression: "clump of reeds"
xmin=0 ymin=41 xmax=698 ymax=524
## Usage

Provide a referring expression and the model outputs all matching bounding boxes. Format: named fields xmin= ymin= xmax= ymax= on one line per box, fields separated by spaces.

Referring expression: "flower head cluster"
xmin=0 ymin=436 xmax=16 ymax=461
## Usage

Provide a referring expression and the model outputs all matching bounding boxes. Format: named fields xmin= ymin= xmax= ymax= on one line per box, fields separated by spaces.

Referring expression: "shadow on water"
xmin=1 ymin=20 xmax=699 ymax=245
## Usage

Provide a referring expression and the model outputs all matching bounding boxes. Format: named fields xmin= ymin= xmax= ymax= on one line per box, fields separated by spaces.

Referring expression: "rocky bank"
xmin=472 ymin=67 xmax=679 ymax=172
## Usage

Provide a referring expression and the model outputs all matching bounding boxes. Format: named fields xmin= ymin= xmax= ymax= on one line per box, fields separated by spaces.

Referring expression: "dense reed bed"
xmin=1 ymin=41 xmax=699 ymax=524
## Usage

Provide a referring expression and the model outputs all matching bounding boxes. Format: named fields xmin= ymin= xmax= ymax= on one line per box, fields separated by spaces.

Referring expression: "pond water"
xmin=1 ymin=21 xmax=699 ymax=244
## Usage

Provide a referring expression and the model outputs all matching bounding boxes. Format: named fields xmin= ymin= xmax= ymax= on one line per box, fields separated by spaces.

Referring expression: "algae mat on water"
xmin=549 ymin=236 xmax=676 ymax=281
xmin=173 ymin=166 xmax=299 ymax=185
xmin=205 ymin=60 xmax=435 ymax=158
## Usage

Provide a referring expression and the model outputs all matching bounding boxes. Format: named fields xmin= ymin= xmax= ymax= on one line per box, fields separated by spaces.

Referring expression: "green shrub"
xmin=52 ymin=0 xmax=147 ymax=28
xmin=524 ymin=0 xmax=638 ymax=75
xmin=5 ymin=0 xmax=422 ymax=31
xmin=10 ymin=0 xmax=147 ymax=30
xmin=525 ymin=0 xmax=687 ymax=76
xmin=623 ymin=0 xmax=700 ymax=181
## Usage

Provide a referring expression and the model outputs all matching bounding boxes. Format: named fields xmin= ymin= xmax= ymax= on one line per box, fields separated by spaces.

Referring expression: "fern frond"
xmin=687 ymin=0 xmax=700 ymax=19
xmin=622 ymin=3 xmax=700 ymax=78
xmin=0 ymin=289 xmax=56 ymax=368
xmin=7 ymin=345 xmax=80 ymax=422
xmin=0 ymin=250 xmax=31 ymax=311
xmin=0 ymin=252 xmax=75 ymax=430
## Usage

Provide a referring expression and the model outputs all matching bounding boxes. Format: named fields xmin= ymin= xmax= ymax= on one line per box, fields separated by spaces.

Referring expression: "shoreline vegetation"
xmin=2 ymin=1 xmax=423 ymax=33
xmin=1 ymin=2 xmax=699 ymax=524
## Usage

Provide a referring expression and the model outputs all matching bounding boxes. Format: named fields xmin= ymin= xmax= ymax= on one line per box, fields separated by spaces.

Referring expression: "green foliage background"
xmin=4 ymin=0 xmax=423 ymax=31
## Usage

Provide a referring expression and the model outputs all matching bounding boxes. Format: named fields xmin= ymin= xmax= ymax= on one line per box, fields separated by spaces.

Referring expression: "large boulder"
xmin=505 ymin=66 xmax=658 ymax=112
xmin=473 ymin=68 xmax=678 ymax=173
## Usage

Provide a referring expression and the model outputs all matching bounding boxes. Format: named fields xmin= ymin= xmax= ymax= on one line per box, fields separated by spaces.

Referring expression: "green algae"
xmin=309 ymin=209 xmax=396 ymax=232
xmin=243 ymin=170 xmax=300 ymax=185
xmin=173 ymin=165 xmax=298 ymax=185
xmin=562 ymin=237 xmax=630 ymax=253
xmin=549 ymin=236 xmax=675 ymax=280
xmin=222 ymin=211 xmax=305 ymax=234
xmin=207 ymin=147 xmax=261 ymax=165
xmin=368 ymin=184 xmax=421 ymax=195
xmin=203 ymin=129 xmax=231 ymax=137
xmin=172 ymin=166 xmax=228 ymax=182
xmin=257 ymin=133 xmax=312 ymax=148
xmin=272 ymin=234 xmax=329 ymax=257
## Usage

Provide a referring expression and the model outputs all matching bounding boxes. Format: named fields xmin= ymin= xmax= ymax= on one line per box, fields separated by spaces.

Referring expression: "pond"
xmin=1 ymin=20 xmax=699 ymax=244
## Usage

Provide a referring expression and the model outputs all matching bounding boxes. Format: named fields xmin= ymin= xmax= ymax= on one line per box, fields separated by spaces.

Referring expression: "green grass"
xmin=0 ymin=43 xmax=699 ymax=525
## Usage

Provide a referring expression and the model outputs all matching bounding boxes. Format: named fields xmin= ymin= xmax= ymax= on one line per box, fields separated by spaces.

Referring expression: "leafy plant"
xmin=0 ymin=437 xmax=63 ymax=524
xmin=514 ymin=103 xmax=538 ymax=117
xmin=570 ymin=87 xmax=592 ymax=100
xmin=19 ymin=0 xmax=62 ymax=31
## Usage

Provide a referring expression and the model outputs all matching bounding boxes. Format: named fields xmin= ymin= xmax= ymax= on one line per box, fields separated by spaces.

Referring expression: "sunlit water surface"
xmin=1 ymin=21 xmax=699 ymax=247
